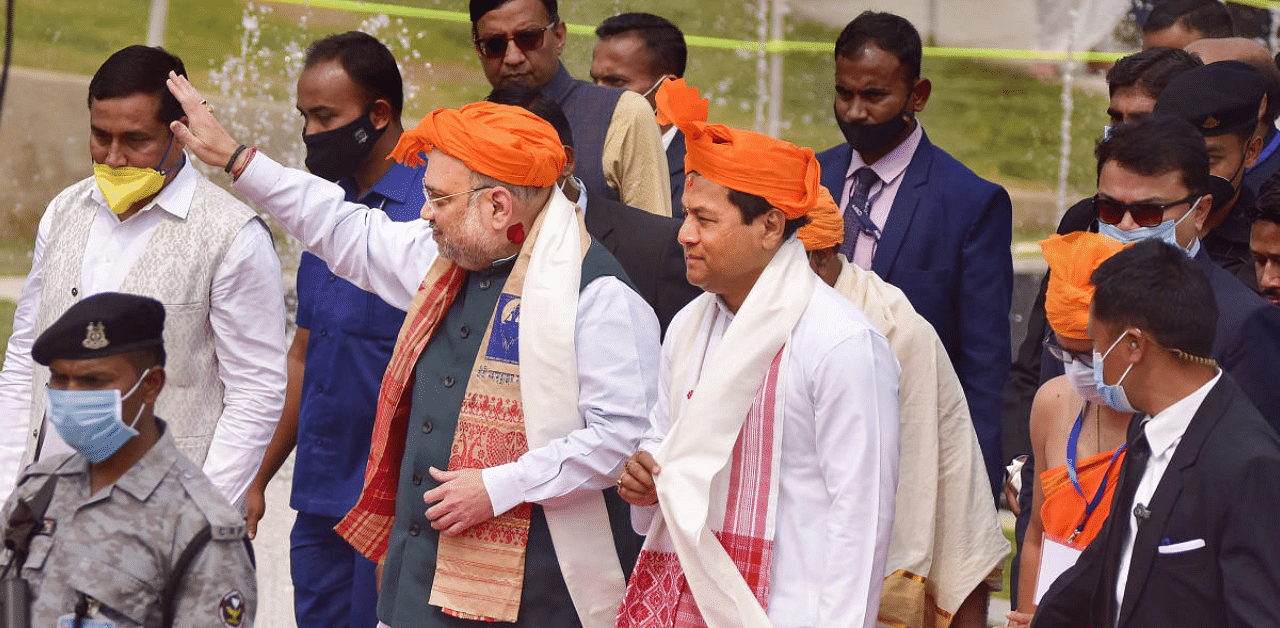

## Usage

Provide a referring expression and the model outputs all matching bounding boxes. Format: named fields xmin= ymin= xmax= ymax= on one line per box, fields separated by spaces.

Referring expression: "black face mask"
xmin=836 ymin=104 xmax=912 ymax=157
xmin=1207 ymin=150 xmax=1248 ymax=214
xmin=303 ymin=111 xmax=385 ymax=182
xmin=1206 ymin=174 xmax=1237 ymax=214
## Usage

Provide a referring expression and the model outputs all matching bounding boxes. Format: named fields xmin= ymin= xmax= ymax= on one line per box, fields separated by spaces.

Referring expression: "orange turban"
xmin=797 ymin=187 xmax=843 ymax=251
xmin=390 ymin=101 xmax=565 ymax=188
xmin=656 ymin=78 xmax=821 ymax=219
xmin=1040 ymin=231 xmax=1127 ymax=340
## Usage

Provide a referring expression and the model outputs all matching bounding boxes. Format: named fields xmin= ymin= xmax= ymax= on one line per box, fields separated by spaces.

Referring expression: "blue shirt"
xmin=291 ymin=160 xmax=426 ymax=516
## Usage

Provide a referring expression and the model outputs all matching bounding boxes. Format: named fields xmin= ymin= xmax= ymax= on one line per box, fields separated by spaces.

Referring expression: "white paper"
xmin=1035 ymin=535 xmax=1084 ymax=603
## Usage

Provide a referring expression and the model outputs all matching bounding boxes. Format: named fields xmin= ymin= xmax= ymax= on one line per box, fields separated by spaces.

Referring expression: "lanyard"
xmin=1065 ymin=404 xmax=1126 ymax=543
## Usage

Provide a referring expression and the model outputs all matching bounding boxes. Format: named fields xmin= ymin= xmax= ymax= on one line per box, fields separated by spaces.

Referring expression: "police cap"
xmin=32 ymin=292 xmax=165 ymax=366
xmin=1153 ymin=60 xmax=1266 ymax=137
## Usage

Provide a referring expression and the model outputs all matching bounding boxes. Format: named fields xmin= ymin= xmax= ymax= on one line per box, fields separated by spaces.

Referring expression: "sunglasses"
xmin=473 ymin=21 xmax=556 ymax=59
xmin=1093 ymin=194 xmax=1200 ymax=228
xmin=1044 ymin=336 xmax=1093 ymax=368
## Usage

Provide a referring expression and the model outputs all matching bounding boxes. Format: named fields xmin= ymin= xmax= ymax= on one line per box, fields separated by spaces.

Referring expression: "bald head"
xmin=1186 ymin=37 xmax=1280 ymax=127
xmin=1186 ymin=37 xmax=1272 ymax=68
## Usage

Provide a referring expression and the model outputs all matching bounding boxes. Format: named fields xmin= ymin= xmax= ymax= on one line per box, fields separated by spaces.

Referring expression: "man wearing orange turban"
xmin=615 ymin=78 xmax=901 ymax=628
xmin=1008 ymin=231 xmax=1132 ymax=628
xmin=166 ymin=74 xmax=661 ymax=628
xmin=797 ymin=195 xmax=1010 ymax=628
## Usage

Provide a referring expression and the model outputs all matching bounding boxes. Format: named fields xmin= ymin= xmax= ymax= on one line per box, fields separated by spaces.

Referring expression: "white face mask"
xmin=1064 ymin=359 xmax=1104 ymax=406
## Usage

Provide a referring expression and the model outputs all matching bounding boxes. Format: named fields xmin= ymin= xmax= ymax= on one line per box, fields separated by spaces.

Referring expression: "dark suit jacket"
xmin=666 ymin=130 xmax=686 ymax=217
xmin=818 ymin=132 xmax=1013 ymax=499
xmin=1194 ymin=248 xmax=1280 ymax=432
xmin=583 ymin=194 xmax=699 ymax=335
xmin=1032 ymin=375 xmax=1280 ymax=628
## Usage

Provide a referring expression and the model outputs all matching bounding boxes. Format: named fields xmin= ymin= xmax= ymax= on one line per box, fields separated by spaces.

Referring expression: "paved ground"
xmin=255 ymin=455 xmax=299 ymax=627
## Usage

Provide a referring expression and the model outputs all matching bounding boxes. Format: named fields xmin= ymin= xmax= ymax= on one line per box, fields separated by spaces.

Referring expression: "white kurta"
xmin=639 ymin=275 xmax=901 ymax=628
xmin=0 ymin=160 xmax=286 ymax=508
xmin=833 ymin=258 xmax=1009 ymax=625
xmin=231 ymin=153 xmax=661 ymax=511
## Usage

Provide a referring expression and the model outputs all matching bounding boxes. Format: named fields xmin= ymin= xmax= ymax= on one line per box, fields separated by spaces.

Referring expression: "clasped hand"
xmin=616 ymin=450 xmax=661 ymax=507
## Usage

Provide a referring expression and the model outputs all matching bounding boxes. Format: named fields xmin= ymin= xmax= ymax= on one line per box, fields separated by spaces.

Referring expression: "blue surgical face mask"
xmin=1092 ymin=332 xmax=1137 ymax=414
xmin=1097 ymin=199 xmax=1200 ymax=252
xmin=46 ymin=368 xmax=152 ymax=464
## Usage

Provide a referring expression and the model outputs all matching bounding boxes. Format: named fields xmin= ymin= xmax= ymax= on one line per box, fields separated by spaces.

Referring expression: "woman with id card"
xmin=1006 ymin=233 xmax=1135 ymax=628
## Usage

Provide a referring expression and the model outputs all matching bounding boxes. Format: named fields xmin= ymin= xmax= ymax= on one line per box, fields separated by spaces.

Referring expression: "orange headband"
xmin=656 ymin=78 xmax=822 ymax=219
xmin=1041 ymin=231 xmax=1128 ymax=340
xmin=391 ymin=101 xmax=565 ymax=188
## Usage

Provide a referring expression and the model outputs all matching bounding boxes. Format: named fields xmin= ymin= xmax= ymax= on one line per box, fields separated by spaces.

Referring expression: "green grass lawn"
xmin=0 ymin=299 xmax=15 ymax=354
xmin=0 ymin=239 xmax=34 ymax=276
xmin=14 ymin=0 xmax=1109 ymax=197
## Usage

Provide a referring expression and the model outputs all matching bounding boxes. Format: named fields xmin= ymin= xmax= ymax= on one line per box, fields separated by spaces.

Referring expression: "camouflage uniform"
xmin=0 ymin=421 xmax=256 ymax=628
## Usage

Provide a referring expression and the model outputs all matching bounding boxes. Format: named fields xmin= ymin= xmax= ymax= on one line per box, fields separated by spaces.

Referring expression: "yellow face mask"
xmin=93 ymin=135 xmax=181 ymax=214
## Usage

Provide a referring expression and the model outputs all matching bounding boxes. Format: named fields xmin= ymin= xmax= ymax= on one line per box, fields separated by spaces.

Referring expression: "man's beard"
xmin=431 ymin=206 xmax=508 ymax=270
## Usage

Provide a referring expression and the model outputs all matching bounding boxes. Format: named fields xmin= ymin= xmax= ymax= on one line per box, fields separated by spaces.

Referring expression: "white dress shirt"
xmin=1114 ymin=370 xmax=1221 ymax=621
xmin=0 ymin=159 xmax=287 ymax=508
xmin=840 ymin=123 xmax=924 ymax=270
xmin=640 ymin=279 xmax=901 ymax=628
xmin=232 ymin=153 xmax=661 ymax=513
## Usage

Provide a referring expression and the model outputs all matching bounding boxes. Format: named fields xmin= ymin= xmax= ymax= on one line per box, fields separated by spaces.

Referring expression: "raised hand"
xmin=165 ymin=71 xmax=243 ymax=171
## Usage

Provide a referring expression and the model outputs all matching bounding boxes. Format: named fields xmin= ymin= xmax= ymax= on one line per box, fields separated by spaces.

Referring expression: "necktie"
xmin=839 ymin=167 xmax=881 ymax=260
xmin=1105 ymin=423 xmax=1151 ymax=625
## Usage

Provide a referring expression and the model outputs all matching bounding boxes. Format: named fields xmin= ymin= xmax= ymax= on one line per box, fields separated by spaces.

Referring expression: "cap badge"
xmin=1202 ymin=116 xmax=1219 ymax=130
xmin=82 ymin=322 xmax=109 ymax=350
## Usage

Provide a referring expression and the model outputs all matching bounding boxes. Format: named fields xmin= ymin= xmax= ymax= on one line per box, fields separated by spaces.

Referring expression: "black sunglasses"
xmin=1043 ymin=336 xmax=1093 ymax=368
xmin=1093 ymin=194 xmax=1200 ymax=228
xmin=473 ymin=21 xmax=556 ymax=59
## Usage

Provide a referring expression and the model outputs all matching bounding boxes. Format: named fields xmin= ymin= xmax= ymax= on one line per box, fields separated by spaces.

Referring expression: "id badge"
xmin=58 ymin=615 xmax=115 ymax=628
xmin=1034 ymin=533 xmax=1084 ymax=603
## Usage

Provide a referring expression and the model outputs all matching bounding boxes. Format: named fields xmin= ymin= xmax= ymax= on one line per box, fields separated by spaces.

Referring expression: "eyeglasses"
xmin=1044 ymin=336 xmax=1093 ymax=368
xmin=423 ymin=185 xmax=493 ymax=209
xmin=1093 ymin=194 xmax=1201 ymax=227
xmin=473 ymin=21 xmax=556 ymax=59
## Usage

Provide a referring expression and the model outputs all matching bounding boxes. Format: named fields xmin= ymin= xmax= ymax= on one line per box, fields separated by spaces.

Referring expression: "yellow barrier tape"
xmin=1227 ymin=0 xmax=1280 ymax=9
xmin=255 ymin=0 xmax=1258 ymax=63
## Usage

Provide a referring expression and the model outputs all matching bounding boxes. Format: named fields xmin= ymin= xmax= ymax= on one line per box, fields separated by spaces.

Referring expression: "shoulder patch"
xmin=219 ymin=590 xmax=247 ymax=627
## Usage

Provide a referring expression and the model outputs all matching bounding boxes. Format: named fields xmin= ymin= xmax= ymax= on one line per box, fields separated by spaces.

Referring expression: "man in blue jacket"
xmin=817 ymin=11 xmax=1013 ymax=500
xmin=244 ymin=31 xmax=426 ymax=628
